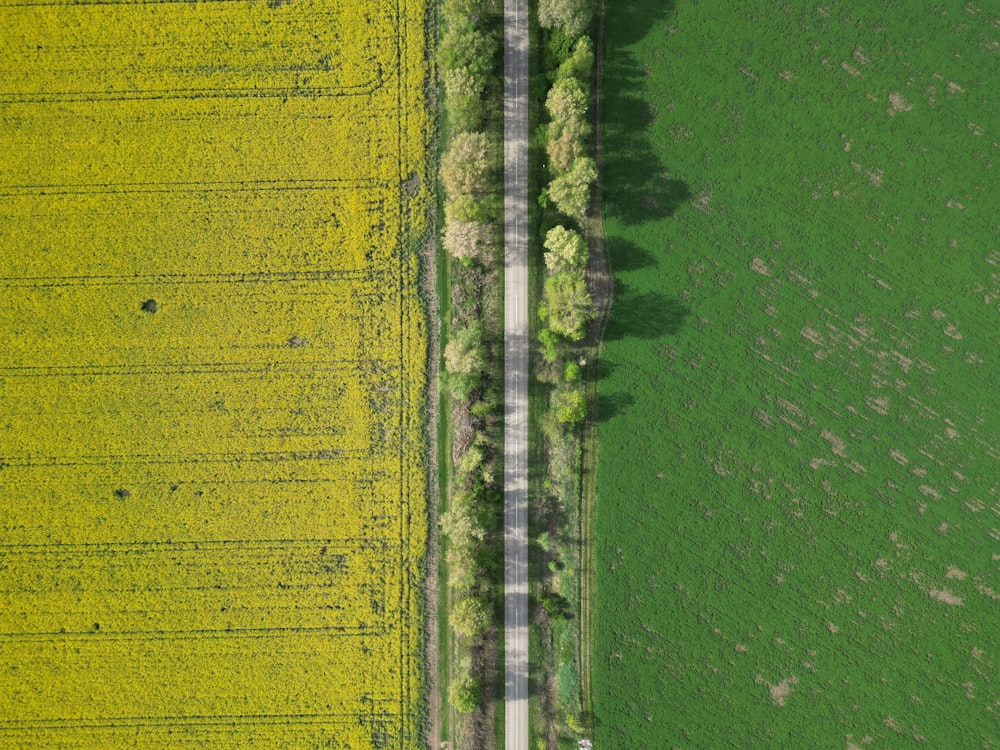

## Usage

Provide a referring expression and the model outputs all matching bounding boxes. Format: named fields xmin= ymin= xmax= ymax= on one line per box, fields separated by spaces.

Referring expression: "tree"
xmin=546 ymin=127 xmax=585 ymax=174
xmin=552 ymin=387 xmax=586 ymax=424
xmin=443 ymin=322 xmax=486 ymax=398
xmin=557 ymin=35 xmax=594 ymax=82
xmin=538 ymin=0 xmax=593 ymax=38
xmin=548 ymin=156 xmax=596 ymax=220
xmin=543 ymin=225 xmax=587 ymax=273
xmin=441 ymin=132 xmax=496 ymax=196
xmin=449 ymin=667 xmax=481 ymax=713
xmin=443 ymin=68 xmax=486 ymax=132
xmin=450 ymin=596 xmax=491 ymax=638
xmin=539 ymin=271 xmax=595 ymax=340
xmin=440 ymin=490 xmax=485 ymax=547
xmin=445 ymin=194 xmax=493 ymax=224
xmin=438 ymin=23 xmax=497 ymax=82
xmin=443 ymin=219 xmax=493 ymax=263
xmin=545 ymin=76 xmax=588 ymax=128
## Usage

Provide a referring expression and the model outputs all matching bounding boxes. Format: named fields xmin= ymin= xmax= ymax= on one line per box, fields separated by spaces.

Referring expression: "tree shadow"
xmin=605 ymin=236 xmax=657 ymax=273
xmin=604 ymin=283 xmax=690 ymax=340
xmin=602 ymin=42 xmax=690 ymax=226
xmin=595 ymin=391 xmax=634 ymax=423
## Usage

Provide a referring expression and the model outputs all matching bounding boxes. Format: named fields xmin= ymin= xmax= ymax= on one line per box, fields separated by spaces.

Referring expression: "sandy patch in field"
xmin=888 ymin=92 xmax=913 ymax=114
xmin=889 ymin=449 xmax=908 ymax=465
xmin=867 ymin=395 xmax=890 ymax=415
xmin=821 ymin=429 xmax=848 ymax=457
xmin=750 ymin=257 xmax=771 ymax=276
xmin=768 ymin=676 xmax=798 ymax=706
xmin=946 ymin=566 xmax=967 ymax=580
xmin=929 ymin=588 xmax=963 ymax=606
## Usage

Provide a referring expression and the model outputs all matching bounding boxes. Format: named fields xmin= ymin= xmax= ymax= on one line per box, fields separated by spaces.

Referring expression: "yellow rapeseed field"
xmin=0 ymin=0 xmax=429 ymax=746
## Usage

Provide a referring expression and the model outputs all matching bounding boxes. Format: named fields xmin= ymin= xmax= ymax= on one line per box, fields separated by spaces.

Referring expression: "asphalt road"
xmin=502 ymin=0 xmax=528 ymax=747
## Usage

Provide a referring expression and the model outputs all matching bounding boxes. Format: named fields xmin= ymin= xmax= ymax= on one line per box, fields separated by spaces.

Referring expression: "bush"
xmin=563 ymin=360 xmax=581 ymax=382
xmin=449 ymin=668 xmax=482 ymax=714
xmin=450 ymin=596 xmax=491 ymax=638
xmin=538 ymin=327 xmax=563 ymax=364
xmin=552 ymin=387 xmax=586 ymax=424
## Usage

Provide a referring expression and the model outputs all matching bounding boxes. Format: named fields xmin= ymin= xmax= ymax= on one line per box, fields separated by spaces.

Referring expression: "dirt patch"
xmin=767 ymin=676 xmax=798 ymax=706
xmin=945 ymin=566 xmax=967 ymax=580
xmin=887 ymin=92 xmax=913 ymax=114
xmin=929 ymin=588 xmax=963 ymax=606
xmin=750 ymin=257 xmax=771 ymax=276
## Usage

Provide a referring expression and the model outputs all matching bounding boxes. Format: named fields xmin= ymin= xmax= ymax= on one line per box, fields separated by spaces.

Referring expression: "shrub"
xmin=450 ymin=596 xmax=491 ymax=638
xmin=448 ymin=668 xmax=482 ymax=714
xmin=552 ymin=387 xmax=586 ymax=424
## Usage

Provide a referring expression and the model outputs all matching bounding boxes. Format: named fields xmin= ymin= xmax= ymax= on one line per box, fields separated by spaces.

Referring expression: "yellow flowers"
xmin=0 ymin=0 xmax=428 ymax=746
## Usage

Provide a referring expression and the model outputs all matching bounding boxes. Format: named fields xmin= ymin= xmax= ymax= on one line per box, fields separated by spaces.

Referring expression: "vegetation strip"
xmin=435 ymin=0 xmax=507 ymax=745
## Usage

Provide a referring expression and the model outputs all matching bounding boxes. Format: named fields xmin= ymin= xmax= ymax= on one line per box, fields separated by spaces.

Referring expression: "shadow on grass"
xmin=604 ymin=283 xmax=690 ymax=340
xmin=602 ymin=0 xmax=688 ymax=228
xmin=595 ymin=391 xmax=634 ymax=423
xmin=605 ymin=236 xmax=657 ymax=273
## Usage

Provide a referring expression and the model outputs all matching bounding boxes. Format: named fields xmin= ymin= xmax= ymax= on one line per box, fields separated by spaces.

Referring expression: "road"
xmin=502 ymin=0 xmax=528 ymax=747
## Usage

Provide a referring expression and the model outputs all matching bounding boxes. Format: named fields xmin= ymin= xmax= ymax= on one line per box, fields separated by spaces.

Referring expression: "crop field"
xmin=595 ymin=1 xmax=998 ymax=747
xmin=0 ymin=0 xmax=429 ymax=747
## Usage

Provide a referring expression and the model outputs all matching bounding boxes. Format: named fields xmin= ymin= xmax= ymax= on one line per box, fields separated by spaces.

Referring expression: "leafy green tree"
xmin=552 ymin=387 xmax=586 ymax=424
xmin=545 ymin=76 xmax=588 ymax=127
xmin=538 ymin=0 xmax=593 ymax=38
xmin=450 ymin=596 xmax=491 ymax=638
xmin=441 ymin=132 xmax=497 ymax=196
xmin=539 ymin=271 xmax=595 ymax=340
xmin=449 ymin=668 xmax=482 ymax=714
xmin=548 ymin=156 xmax=596 ymax=220
xmin=545 ymin=127 xmax=585 ymax=174
xmin=557 ymin=35 xmax=594 ymax=82
xmin=442 ymin=0 xmax=498 ymax=21
xmin=543 ymin=225 xmax=587 ymax=273
xmin=443 ymin=68 xmax=486 ymax=131
xmin=445 ymin=194 xmax=493 ymax=224
xmin=443 ymin=322 xmax=486 ymax=398
xmin=438 ymin=23 xmax=497 ymax=81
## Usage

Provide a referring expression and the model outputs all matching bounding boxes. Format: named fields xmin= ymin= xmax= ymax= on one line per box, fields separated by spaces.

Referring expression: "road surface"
xmin=503 ymin=0 xmax=528 ymax=748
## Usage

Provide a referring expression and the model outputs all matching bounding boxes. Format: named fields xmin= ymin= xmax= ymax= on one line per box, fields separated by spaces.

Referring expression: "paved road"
xmin=502 ymin=0 xmax=528 ymax=748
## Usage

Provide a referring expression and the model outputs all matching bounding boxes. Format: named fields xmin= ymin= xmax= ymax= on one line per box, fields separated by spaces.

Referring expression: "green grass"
xmin=594 ymin=1 xmax=999 ymax=747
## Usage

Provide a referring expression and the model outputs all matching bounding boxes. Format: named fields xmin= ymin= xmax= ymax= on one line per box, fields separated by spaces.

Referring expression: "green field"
xmin=593 ymin=1 xmax=998 ymax=747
